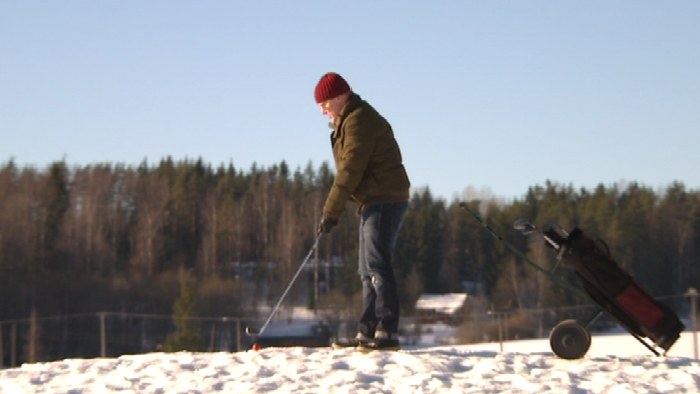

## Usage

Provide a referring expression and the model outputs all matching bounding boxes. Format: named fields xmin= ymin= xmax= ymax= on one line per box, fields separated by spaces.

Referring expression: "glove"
xmin=317 ymin=217 xmax=338 ymax=234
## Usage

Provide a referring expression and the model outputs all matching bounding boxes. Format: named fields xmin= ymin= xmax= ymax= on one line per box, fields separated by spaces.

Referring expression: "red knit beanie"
xmin=314 ymin=72 xmax=351 ymax=103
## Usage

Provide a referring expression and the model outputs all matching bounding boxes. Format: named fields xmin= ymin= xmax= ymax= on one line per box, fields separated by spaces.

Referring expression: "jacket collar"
xmin=331 ymin=93 xmax=362 ymax=129
xmin=339 ymin=93 xmax=362 ymax=118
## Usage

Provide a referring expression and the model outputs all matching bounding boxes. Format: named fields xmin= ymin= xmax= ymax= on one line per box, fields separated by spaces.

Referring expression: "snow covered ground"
xmin=0 ymin=332 xmax=697 ymax=393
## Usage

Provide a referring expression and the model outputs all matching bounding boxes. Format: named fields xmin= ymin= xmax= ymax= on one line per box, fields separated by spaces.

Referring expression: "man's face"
xmin=318 ymin=96 xmax=345 ymax=122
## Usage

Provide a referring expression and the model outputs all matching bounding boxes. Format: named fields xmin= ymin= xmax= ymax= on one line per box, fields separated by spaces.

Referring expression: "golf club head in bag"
xmin=513 ymin=218 xmax=537 ymax=235
xmin=513 ymin=217 xmax=569 ymax=251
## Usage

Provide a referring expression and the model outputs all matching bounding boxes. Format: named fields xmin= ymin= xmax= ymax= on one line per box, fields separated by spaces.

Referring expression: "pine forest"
xmin=1 ymin=158 xmax=698 ymax=362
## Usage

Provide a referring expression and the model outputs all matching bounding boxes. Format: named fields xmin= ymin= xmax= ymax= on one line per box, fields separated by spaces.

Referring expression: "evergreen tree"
xmin=609 ymin=183 xmax=657 ymax=283
xmin=39 ymin=161 xmax=70 ymax=269
xmin=577 ymin=183 xmax=617 ymax=237
xmin=395 ymin=189 xmax=446 ymax=294
xmin=654 ymin=183 xmax=700 ymax=295
xmin=164 ymin=272 xmax=202 ymax=352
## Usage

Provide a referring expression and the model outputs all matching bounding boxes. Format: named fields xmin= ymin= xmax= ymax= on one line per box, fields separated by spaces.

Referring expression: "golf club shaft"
xmin=249 ymin=233 xmax=322 ymax=337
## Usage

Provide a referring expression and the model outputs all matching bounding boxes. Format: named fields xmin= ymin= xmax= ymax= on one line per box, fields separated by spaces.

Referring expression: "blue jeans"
xmin=357 ymin=201 xmax=408 ymax=336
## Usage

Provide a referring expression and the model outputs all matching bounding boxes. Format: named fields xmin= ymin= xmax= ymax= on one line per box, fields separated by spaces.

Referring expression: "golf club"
xmin=245 ymin=233 xmax=323 ymax=337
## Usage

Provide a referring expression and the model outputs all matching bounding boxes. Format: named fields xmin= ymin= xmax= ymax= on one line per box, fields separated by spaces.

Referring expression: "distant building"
xmin=415 ymin=293 xmax=468 ymax=325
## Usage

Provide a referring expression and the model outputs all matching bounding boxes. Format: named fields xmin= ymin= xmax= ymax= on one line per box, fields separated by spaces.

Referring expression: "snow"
xmin=0 ymin=332 xmax=698 ymax=393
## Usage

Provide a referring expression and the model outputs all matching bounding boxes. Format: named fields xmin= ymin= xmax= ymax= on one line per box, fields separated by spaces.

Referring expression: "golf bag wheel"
xmin=549 ymin=319 xmax=591 ymax=359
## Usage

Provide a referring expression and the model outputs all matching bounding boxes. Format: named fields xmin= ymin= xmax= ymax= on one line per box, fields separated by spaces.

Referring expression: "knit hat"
xmin=314 ymin=72 xmax=351 ymax=103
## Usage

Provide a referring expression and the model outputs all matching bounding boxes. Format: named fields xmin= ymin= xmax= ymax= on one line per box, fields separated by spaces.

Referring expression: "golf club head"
xmin=513 ymin=218 xmax=537 ymax=235
xmin=245 ymin=326 xmax=260 ymax=336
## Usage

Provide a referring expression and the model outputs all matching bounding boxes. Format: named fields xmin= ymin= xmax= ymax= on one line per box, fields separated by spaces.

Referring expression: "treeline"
xmin=1 ymin=158 xmax=699 ymax=324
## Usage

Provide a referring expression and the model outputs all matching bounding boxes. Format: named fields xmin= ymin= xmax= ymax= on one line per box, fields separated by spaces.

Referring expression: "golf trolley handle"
xmin=459 ymin=202 xmax=587 ymax=298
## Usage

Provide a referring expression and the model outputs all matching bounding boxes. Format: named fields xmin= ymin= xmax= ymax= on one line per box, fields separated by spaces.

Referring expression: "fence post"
xmin=489 ymin=311 xmax=504 ymax=352
xmin=99 ymin=313 xmax=107 ymax=358
xmin=236 ymin=318 xmax=242 ymax=352
xmin=0 ymin=323 xmax=3 ymax=369
xmin=10 ymin=323 xmax=16 ymax=367
xmin=504 ymin=312 xmax=510 ymax=342
xmin=688 ymin=288 xmax=698 ymax=360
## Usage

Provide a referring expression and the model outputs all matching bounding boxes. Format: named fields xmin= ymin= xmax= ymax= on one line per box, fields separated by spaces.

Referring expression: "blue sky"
xmin=1 ymin=1 xmax=698 ymax=201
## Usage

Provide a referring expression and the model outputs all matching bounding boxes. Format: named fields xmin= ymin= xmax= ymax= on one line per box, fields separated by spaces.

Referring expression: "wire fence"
xmin=0 ymin=312 xmax=250 ymax=368
xmin=1 ymin=291 xmax=697 ymax=368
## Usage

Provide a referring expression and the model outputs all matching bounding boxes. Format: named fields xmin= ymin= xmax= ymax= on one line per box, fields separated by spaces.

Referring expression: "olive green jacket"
xmin=323 ymin=93 xmax=410 ymax=220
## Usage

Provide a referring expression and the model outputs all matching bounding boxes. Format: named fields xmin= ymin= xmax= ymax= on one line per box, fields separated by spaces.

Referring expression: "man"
xmin=314 ymin=72 xmax=410 ymax=350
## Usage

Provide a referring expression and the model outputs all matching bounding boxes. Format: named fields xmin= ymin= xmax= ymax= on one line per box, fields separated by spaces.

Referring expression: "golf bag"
xmin=544 ymin=226 xmax=685 ymax=352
